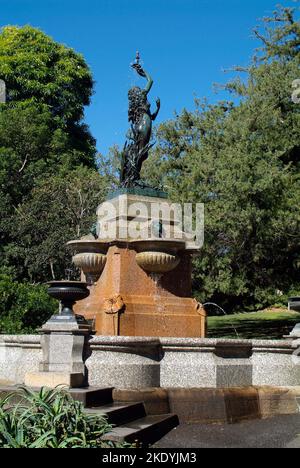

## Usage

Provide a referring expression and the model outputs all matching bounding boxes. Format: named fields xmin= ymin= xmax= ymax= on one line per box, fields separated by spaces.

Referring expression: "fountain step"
xmin=84 ymin=402 xmax=147 ymax=426
xmin=69 ymin=387 xmax=114 ymax=407
xmin=102 ymin=414 xmax=179 ymax=446
xmin=0 ymin=385 xmax=179 ymax=445
xmin=0 ymin=385 xmax=114 ymax=408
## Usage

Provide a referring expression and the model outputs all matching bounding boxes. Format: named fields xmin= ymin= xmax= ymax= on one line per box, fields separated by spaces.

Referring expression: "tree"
xmin=7 ymin=166 xmax=108 ymax=283
xmin=141 ymin=5 xmax=300 ymax=311
xmin=0 ymin=25 xmax=97 ymax=167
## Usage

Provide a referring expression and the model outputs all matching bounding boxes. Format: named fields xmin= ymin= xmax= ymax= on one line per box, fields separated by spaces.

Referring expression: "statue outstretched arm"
xmin=143 ymin=69 xmax=153 ymax=94
xmin=151 ymin=98 xmax=161 ymax=121
xmin=132 ymin=63 xmax=153 ymax=94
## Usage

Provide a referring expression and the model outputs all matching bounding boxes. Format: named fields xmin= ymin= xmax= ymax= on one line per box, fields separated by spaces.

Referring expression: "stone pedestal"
xmin=69 ymin=190 xmax=206 ymax=338
xmin=25 ymin=315 xmax=92 ymax=389
xmin=75 ymin=244 xmax=206 ymax=337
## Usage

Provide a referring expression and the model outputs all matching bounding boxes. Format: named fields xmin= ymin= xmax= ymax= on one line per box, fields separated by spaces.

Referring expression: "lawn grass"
xmin=207 ymin=308 xmax=300 ymax=340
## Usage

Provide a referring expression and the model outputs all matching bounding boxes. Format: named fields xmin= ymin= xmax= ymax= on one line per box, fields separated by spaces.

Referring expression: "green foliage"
xmin=0 ymin=104 xmax=53 ymax=207
xmin=0 ymin=106 xmax=104 ymax=282
xmin=0 ymin=387 xmax=127 ymax=448
xmin=0 ymin=269 xmax=56 ymax=333
xmin=0 ymin=26 xmax=103 ymax=286
xmin=0 ymin=25 xmax=97 ymax=168
xmin=141 ymin=6 xmax=300 ymax=312
xmin=97 ymin=145 xmax=122 ymax=189
xmin=8 ymin=166 xmax=109 ymax=282
xmin=0 ymin=26 xmax=93 ymax=123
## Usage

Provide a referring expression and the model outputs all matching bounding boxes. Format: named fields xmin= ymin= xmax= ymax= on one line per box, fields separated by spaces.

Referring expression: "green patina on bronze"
xmin=107 ymin=187 xmax=168 ymax=201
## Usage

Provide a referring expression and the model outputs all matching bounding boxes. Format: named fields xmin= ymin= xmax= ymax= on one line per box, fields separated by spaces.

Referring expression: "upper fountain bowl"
xmin=131 ymin=239 xmax=186 ymax=274
xmin=131 ymin=239 xmax=186 ymax=254
xmin=67 ymin=240 xmax=109 ymax=254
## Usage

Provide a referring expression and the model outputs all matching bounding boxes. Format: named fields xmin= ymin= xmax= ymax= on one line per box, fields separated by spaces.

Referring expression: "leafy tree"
xmin=8 ymin=166 xmax=109 ymax=283
xmin=0 ymin=25 xmax=96 ymax=166
xmin=97 ymin=145 xmax=122 ymax=189
xmin=0 ymin=27 xmax=101 ymax=285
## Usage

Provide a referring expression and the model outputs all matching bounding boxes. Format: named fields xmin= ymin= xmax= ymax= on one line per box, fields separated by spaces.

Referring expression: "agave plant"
xmin=0 ymin=387 xmax=127 ymax=448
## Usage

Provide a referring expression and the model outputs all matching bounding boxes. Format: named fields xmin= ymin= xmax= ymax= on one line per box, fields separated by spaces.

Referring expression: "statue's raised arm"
xmin=131 ymin=62 xmax=153 ymax=94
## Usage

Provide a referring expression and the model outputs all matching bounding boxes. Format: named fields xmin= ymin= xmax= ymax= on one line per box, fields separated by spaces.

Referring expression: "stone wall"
xmin=86 ymin=337 xmax=300 ymax=388
xmin=0 ymin=335 xmax=42 ymax=385
xmin=1 ymin=335 xmax=300 ymax=389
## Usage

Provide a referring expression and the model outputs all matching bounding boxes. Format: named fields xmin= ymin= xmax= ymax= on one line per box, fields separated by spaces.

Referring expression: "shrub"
xmin=0 ymin=387 xmax=127 ymax=448
xmin=0 ymin=270 xmax=56 ymax=333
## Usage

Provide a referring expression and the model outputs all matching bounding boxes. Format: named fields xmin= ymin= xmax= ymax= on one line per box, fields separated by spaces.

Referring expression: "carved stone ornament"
xmin=103 ymin=295 xmax=125 ymax=315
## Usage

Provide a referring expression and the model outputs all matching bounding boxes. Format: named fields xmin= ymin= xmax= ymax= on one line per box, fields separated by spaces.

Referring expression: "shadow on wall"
xmin=113 ymin=386 xmax=300 ymax=424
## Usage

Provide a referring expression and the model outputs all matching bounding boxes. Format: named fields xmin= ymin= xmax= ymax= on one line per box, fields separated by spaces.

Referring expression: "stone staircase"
xmin=70 ymin=387 xmax=179 ymax=446
xmin=0 ymin=385 xmax=179 ymax=446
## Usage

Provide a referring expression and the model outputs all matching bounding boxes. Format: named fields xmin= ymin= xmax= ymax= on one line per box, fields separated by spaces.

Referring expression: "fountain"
xmin=5 ymin=53 xmax=300 ymax=445
xmin=67 ymin=54 xmax=206 ymax=338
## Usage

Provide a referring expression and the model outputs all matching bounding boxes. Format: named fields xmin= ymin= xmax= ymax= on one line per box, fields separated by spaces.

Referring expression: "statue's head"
xmin=128 ymin=86 xmax=142 ymax=97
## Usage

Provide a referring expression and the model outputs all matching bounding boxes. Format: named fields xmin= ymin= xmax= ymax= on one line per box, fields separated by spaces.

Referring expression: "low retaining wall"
xmin=1 ymin=335 xmax=300 ymax=389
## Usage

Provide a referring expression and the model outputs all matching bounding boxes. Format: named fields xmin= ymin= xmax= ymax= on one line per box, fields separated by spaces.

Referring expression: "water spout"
xmin=203 ymin=302 xmax=240 ymax=339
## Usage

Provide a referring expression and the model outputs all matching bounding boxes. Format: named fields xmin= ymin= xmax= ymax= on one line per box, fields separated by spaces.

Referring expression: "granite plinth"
xmin=107 ymin=187 xmax=168 ymax=200
xmin=85 ymin=337 xmax=300 ymax=389
xmin=24 ymin=316 xmax=92 ymax=389
xmin=24 ymin=372 xmax=85 ymax=389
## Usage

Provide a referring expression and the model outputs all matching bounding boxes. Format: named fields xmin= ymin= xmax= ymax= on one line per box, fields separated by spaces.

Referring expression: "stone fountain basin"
xmin=67 ymin=240 xmax=109 ymax=254
xmin=131 ymin=239 xmax=186 ymax=274
xmin=131 ymin=239 xmax=186 ymax=254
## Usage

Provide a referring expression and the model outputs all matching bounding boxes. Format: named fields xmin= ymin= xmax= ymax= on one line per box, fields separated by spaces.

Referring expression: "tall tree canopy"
xmin=0 ymin=26 xmax=92 ymax=122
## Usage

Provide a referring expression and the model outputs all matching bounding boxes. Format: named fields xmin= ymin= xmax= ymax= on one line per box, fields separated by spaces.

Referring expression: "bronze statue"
xmin=120 ymin=53 xmax=160 ymax=187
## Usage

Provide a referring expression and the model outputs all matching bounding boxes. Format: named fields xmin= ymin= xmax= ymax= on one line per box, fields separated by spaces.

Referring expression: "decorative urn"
xmin=67 ymin=240 xmax=108 ymax=284
xmin=132 ymin=239 xmax=186 ymax=274
xmin=47 ymin=281 xmax=90 ymax=318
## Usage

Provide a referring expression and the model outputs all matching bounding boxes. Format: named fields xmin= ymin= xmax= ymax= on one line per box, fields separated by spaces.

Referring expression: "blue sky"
xmin=0 ymin=0 xmax=296 ymax=155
